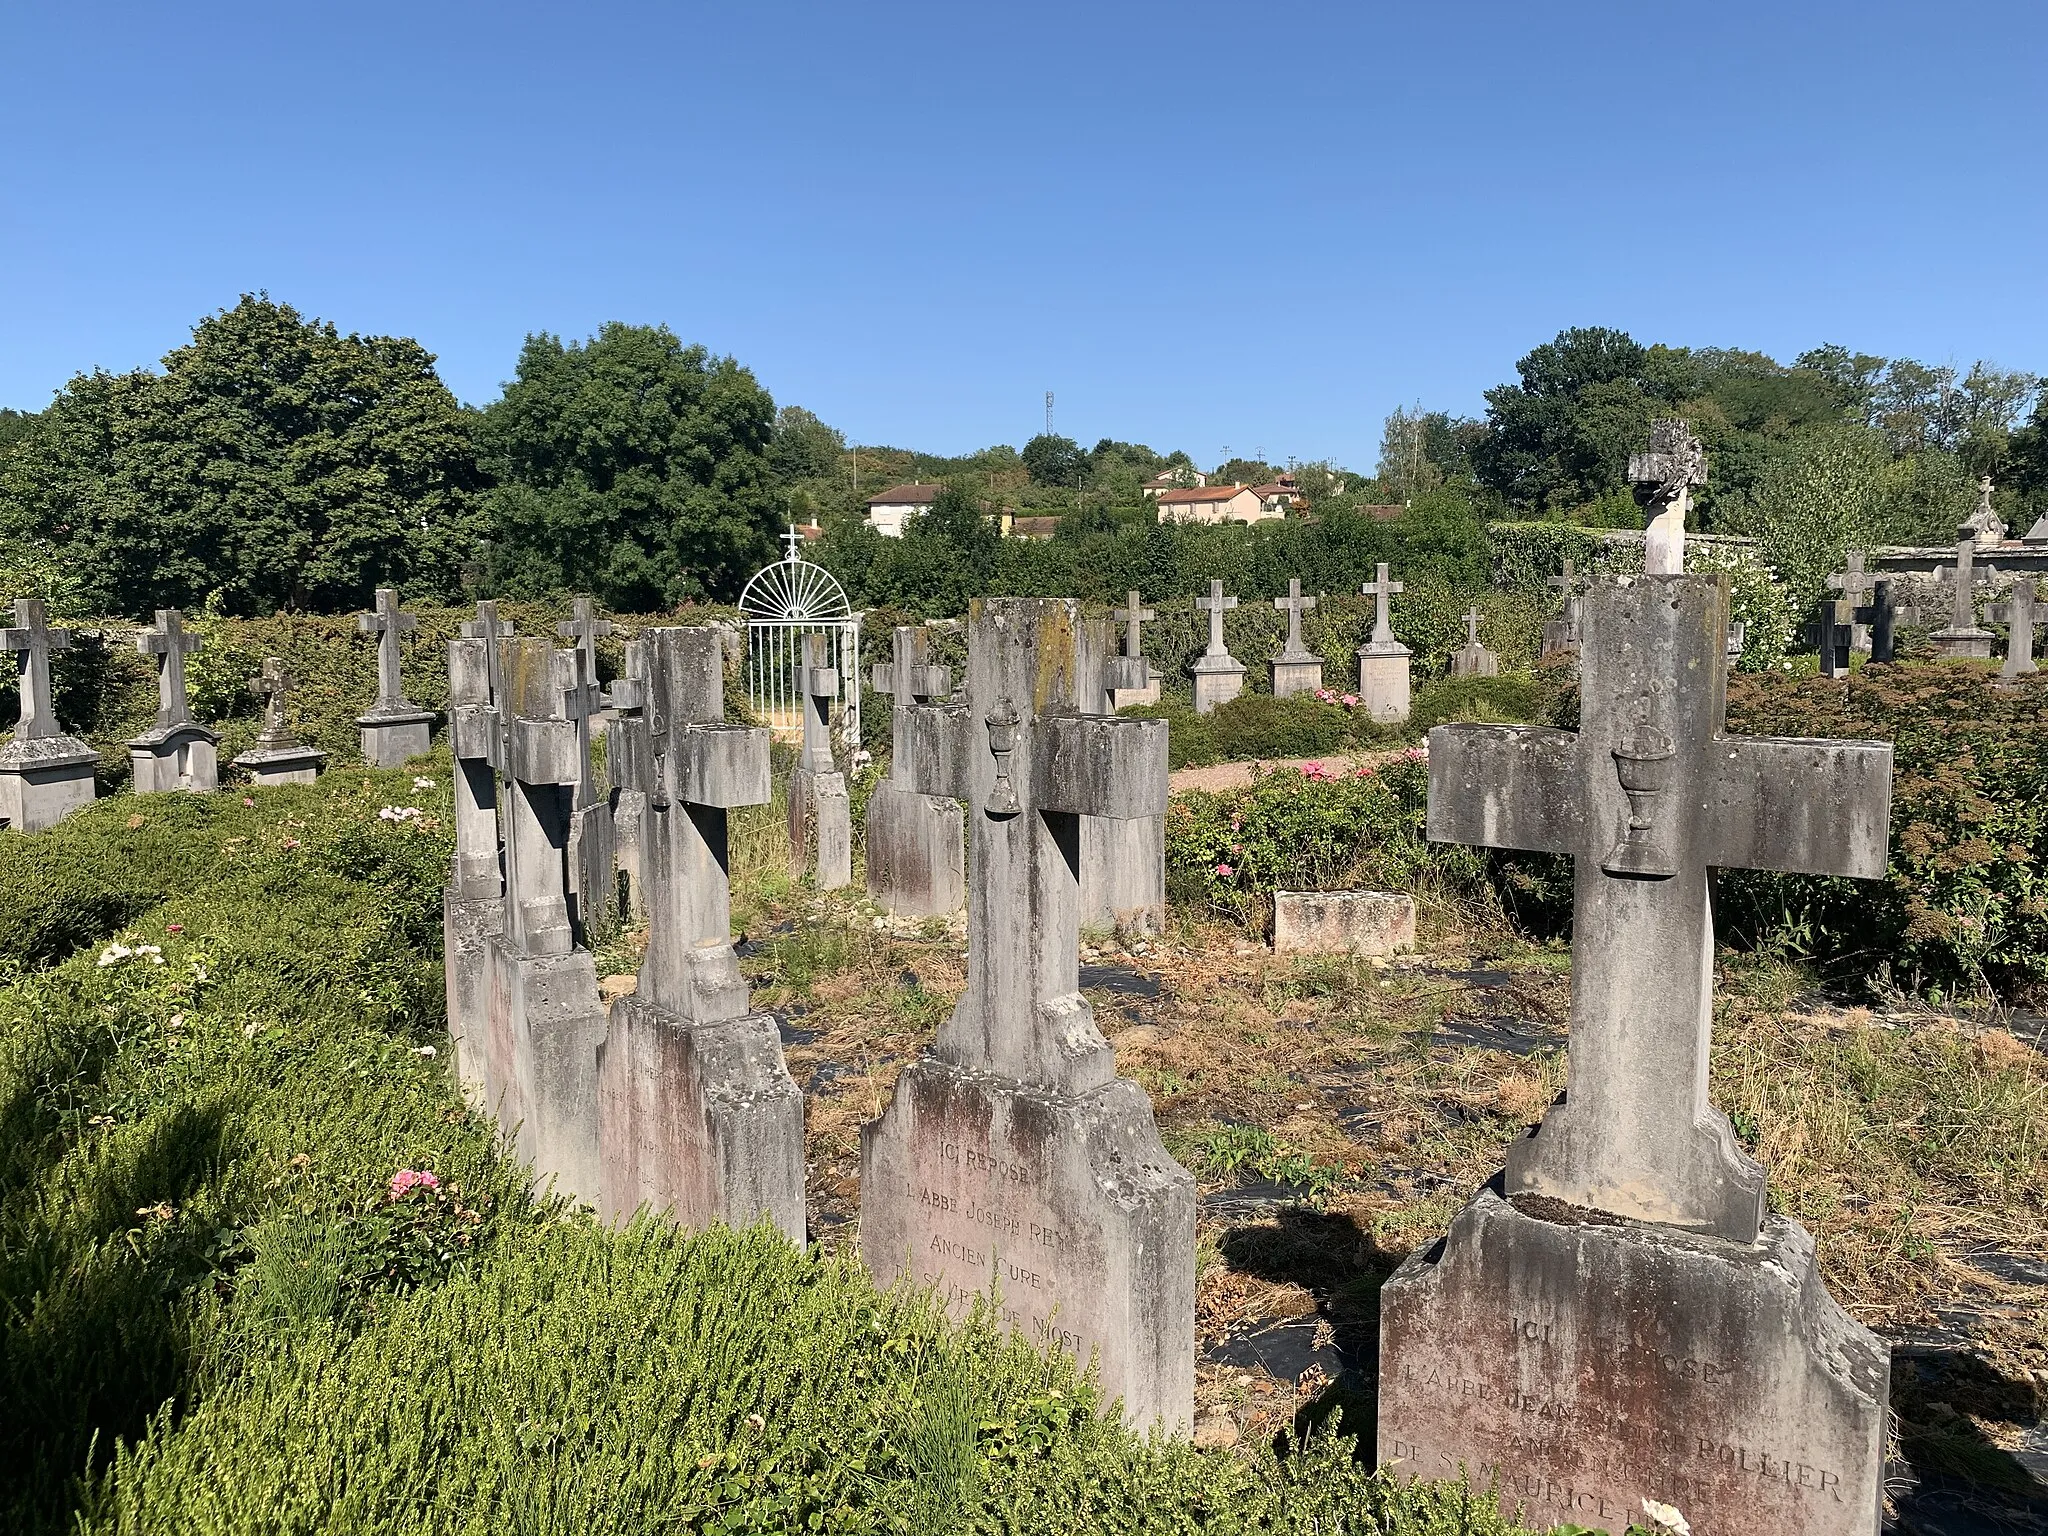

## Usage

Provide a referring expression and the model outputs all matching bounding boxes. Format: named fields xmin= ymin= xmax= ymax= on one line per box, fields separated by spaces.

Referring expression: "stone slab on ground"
xmin=1378 ymin=1184 xmax=1889 ymax=1536
xmin=1272 ymin=890 xmax=1416 ymax=956
xmin=865 ymin=781 xmax=965 ymax=917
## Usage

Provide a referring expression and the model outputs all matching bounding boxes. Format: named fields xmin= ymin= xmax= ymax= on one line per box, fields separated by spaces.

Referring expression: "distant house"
xmin=1363 ymin=504 xmax=1406 ymax=522
xmin=1008 ymin=515 xmax=1063 ymax=540
xmin=1247 ymin=472 xmax=1307 ymax=516
xmin=1141 ymin=469 xmax=1207 ymax=497
xmin=1152 ymin=483 xmax=1274 ymax=525
xmin=864 ymin=483 xmax=943 ymax=538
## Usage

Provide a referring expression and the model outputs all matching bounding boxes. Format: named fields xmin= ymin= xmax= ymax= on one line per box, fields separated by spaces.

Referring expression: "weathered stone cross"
xmin=1361 ymin=563 xmax=1404 ymax=645
xmin=249 ymin=658 xmax=293 ymax=745
xmin=1988 ymin=575 xmax=2040 ymax=678
xmin=135 ymin=608 xmax=203 ymax=729
xmin=1461 ymin=606 xmax=1484 ymax=648
xmin=449 ymin=603 xmax=515 ymax=900
xmin=612 ymin=628 xmax=772 ymax=1023
xmin=1427 ymin=575 xmax=1892 ymax=1241
xmin=798 ymin=631 xmax=838 ymax=774
xmin=870 ymin=625 xmax=954 ymax=739
xmin=1195 ymin=579 xmax=1237 ymax=657
xmin=895 ymin=598 xmax=1168 ymax=1089
xmin=358 ymin=588 xmax=422 ymax=712
xmin=1828 ymin=550 xmax=1877 ymax=653
xmin=1937 ymin=533 xmax=1988 ymax=632
xmin=555 ymin=598 xmax=612 ymax=809
xmin=1274 ymin=578 xmax=1317 ymax=658
xmin=2 ymin=599 xmax=73 ymax=740
xmin=1546 ymin=556 xmax=1578 ymax=605
xmin=496 ymin=637 xmax=590 ymax=957
xmin=1114 ymin=589 xmax=1154 ymax=660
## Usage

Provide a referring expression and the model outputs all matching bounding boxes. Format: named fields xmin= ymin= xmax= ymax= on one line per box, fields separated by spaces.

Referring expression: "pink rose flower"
xmin=389 ymin=1169 xmax=441 ymax=1200
xmin=1215 ymin=863 xmax=1235 ymax=877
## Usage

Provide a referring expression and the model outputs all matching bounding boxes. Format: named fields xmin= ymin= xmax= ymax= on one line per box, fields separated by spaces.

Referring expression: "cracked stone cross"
xmin=1426 ymin=575 xmax=1893 ymax=1242
xmin=251 ymin=658 xmax=292 ymax=744
xmin=1274 ymin=579 xmax=1317 ymax=658
xmin=1195 ymin=579 xmax=1236 ymax=656
xmin=870 ymin=625 xmax=954 ymax=735
xmin=2 ymin=598 xmax=72 ymax=740
xmin=135 ymin=609 xmax=203 ymax=728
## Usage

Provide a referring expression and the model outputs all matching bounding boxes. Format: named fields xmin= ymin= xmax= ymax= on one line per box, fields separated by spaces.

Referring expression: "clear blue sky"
xmin=3 ymin=2 xmax=2043 ymax=470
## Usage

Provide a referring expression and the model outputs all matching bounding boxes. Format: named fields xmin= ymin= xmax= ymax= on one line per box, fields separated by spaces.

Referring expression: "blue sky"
xmin=3 ymin=2 xmax=2043 ymax=470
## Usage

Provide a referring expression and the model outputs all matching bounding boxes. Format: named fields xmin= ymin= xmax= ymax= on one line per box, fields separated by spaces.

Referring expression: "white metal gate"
xmin=738 ymin=531 xmax=861 ymax=756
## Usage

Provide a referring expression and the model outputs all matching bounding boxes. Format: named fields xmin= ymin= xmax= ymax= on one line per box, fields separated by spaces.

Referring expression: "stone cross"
xmin=356 ymin=587 xmax=421 ymax=712
xmin=1426 ymin=575 xmax=1892 ymax=1242
xmin=871 ymin=626 xmax=953 ymax=722
xmin=496 ymin=639 xmax=589 ymax=957
xmin=1361 ymin=563 xmax=1404 ymax=645
xmin=1626 ymin=419 xmax=1705 ymax=575
xmin=1274 ymin=578 xmax=1317 ymax=658
xmin=2 ymin=598 xmax=73 ymax=740
xmin=613 ymin=627 xmax=772 ymax=1024
xmin=1546 ymin=556 xmax=1578 ymax=607
xmin=135 ymin=608 xmax=203 ymax=729
xmin=1196 ymin=579 xmax=1237 ymax=657
xmin=1114 ymin=589 xmax=1154 ymax=659
xmin=249 ymin=658 xmax=304 ymax=747
xmin=555 ymin=598 xmax=613 ymax=809
xmin=1936 ymin=533 xmax=1986 ymax=632
xmin=1965 ymin=474 xmax=2007 ymax=546
xmin=449 ymin=603 xmax=513 ymax=901
xmin=1988 ymin=575 xmax=2040 ymax=678
xmin=798 ymin=631 xmax=839 ymax=774
xmin=1827 ymin=550 xmax=1877 ymax=652
xmin=893 ymin=598 xmax=1168 ymax=1089
xmin=1461 ymin=607 xmax=1483 ymax=648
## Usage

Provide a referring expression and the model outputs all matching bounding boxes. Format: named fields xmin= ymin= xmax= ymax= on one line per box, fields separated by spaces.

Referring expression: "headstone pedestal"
xmin=0 ymin=599 xmax=99 ymax=831
xmin=1190 ymin=579 xmax=1244 ymax=714
xmin=1357 ymin=564 xmax=1412 ymax=724
xmin=356 ymin=588 xmax=435 ymax=766
xmin=128 ymin=607 xmax=219 ymax=793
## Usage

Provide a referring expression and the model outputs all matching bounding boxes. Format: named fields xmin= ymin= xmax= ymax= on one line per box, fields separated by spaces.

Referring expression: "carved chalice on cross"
xmin=984 ymin=700 xmax=1021 ymax=815
xmin=1604 ymin=721 xmax=1678 ymax=878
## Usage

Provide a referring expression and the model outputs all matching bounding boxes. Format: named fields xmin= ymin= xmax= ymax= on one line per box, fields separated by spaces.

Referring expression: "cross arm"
xmin=1425 ymin=724 xmax=1585 ymax=854
xmin=505 ymin=718 xmax=581 ymax=786
xmin=1034 ymin=714 xmax=1167 ymax=820
xmin=899 ymin=701 xmax=975 ymax=800
xmin=1700 ymin=736 xmax=1893 ymax=879
xmin=671 ymin=722 xmax=770 ymax=808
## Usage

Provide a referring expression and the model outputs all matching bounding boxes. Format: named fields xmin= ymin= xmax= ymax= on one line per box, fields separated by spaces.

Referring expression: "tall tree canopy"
xmin=0 ymin=296 xmax=481 ymax=616
xmin=478 ymin=324 xmax=779 ymax=608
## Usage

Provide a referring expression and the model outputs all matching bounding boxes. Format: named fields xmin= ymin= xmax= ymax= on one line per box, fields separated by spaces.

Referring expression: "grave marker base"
xmin=1357 ymin=645 xmax=1412 ymax=724
xmin=233 ymin=744 xmax=326 ymax=787
xmin=0 ymin=735 xmax=99 ymax=830
xmin=860 ymin=1055 xmax=1195 ymax=1434
xmin=788 ymin=767 xmax=852 ymax=889
xmin=487 ymin=935 xmax=608 ymax=1204
xmin=1378 ymin=1183 xmax=1886 ymax=1536
xmin=1929 ymin=628 xmax=1995 ymax=660
xmin=1191 ymin=655 xmax=1245 ymax=715
xmin=596 ymin=997 xmax=805 ymax=1242
xmin=442 ymin=888 xmax=501 ymax=1104
xmin=1079 ymin=813 xmax=1164 ymax=936
xmin=1270 ymin=656 xmax=1324 ymax=698
xmin=865 ymin=781 xmax=966 ymax=917
xmin=129 ymin=725 xmax=220 ymax=794
xmin=358 ymin=711 xmax=434 ymax=768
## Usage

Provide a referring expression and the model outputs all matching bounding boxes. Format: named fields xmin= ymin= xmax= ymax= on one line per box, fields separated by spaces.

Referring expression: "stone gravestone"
xmin=129 ymin=608 xmax=219 ymax=794
xmin=1107 ymin=590 xmax=1160 ymax=708
xmin=485 ymin=637 xmax=610 ymax=1204
xmin=860 ymin=598 xmax=1195 ymax=1432
xmin=596 ymin=625 xmax=803 ymax=1238
xmin=1987 ymin=575 xmax=2040 ymax=680
xmin=606 ymin=639 xmax=650 ymax=920
xmin=1190 ymin=579 xmax=1245 ymax=714
xmin=1080 ymin=612 xmax=1167 ymax=937
xmin=786 ymin=632 xmax=852 ymax=890
xmin=1861 ymin=580 xmax=1897 ymax=664
xmin=866 ymin=624 xmax=966 ymax=918
xmin=1964 ymin=474 xmax=2007 ymax=546
xmin=1448 ymin=607 xmax=1499 ymax=678
xmin=1931 ymin=532 xmax=1997 ymax=659
xmin=1540 ymin=558 xmax=1582 ymax=661
xmin=443 ymin=603 xmax=514 ymax=1103
xmin=1379 ymin=572 xmax=1894 ymax=1536
xmin=355 ymin=588 xmax=436 ymax=766
xmin=1357 ymin=564 xmax=1412 ymax=723
xmin=233 ymin=659 xmax=327 ymax=786
xmin=1269 ymin=579 xmax=1324 ymax=697
xmin=558 ymin=598 xmax=619 ymax=935
xmin=0 ymin=599 xmax=99 ymax=831
xmin=1826 ymin=551 xmax=1877 ymax=654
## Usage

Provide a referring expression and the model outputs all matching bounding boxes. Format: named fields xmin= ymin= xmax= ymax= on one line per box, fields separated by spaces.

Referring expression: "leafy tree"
xmin=1021 ymin=433 xmax=1085 ymax=486
xmin=1376 ymin=406 xmax=1439 ymax=500
xmin=1744 ymin=423 xmax=1901 ymax=608
xmin=769 ymin=406 xmax=846 ymax=485
xmin=478 ymin=323 xmax=779 ymax=608
xmin=1470 ymin=327 xmax=1656 ymax=511
xmin=860 ymin=485 xmax=1003 ymax=616
xmin=1212 ymin=458 xmax=1277 ymax=488
xmin=0 ymin=408 xmax=34 ymax=461
xmin=0 ymin=296 xmax=481 ymax=616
